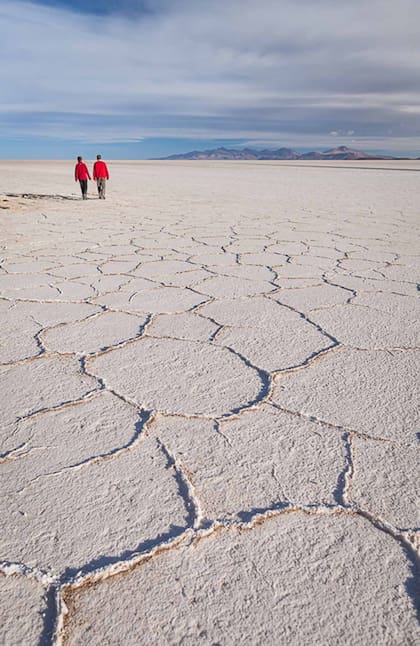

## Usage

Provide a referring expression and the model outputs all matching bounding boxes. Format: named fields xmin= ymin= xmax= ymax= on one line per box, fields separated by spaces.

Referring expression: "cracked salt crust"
xmin=291 ymin=254 xmax=339 ymax=271
xmin=1 ymin=160 xmax=419 ymax=645
xmin=47 ymin=264 xmax=102 ymax=280
xmin=88 ymin=337 xmax=264 ymax=416
xmin=214 ymin=322 xmax=333 ymax=373
xmin=151 ymin=406 xmax=344 ymax=519
xmin=215 ymin=263 xmax=276 ymax=281
xmin=42 ymin=310 xmax=147 ymax=355
xmin=0 ymin=354 xmax=98 ymax=428
xmin=347 ymin=249 xmax=399 ymax=263
xmin=311 ymin=303 xmax=420 ymax=350
xmin=2 ymin=281 xmax=97 ymax=302
xmin=309 ymin=293 xmax=420 ymax=349
xmin=272 ymin=283 xmax=350 ymax=312
xmin=1 ymin=260 xmax=55 ymax=273
xmin=268 ymin=241 xmax=307 ymax=255
xmin=0 ymin=301 xmax=41 ymax=363
xmin=63 ymin=513 xmax=420 ymax=646
xmin=339 ymin=257 xmax=388 ymax=273
xmin=0 ymin=272 xmax=54 ymax=291
xmin=200 ymin=295 xmax=292 ymax=328
xmin=0 ymin=436 xmax=189 ymax=574
xmin=348 ymin=292 xmax=420 ymax=345
xmin=109 ymin=285 xmax=206 ymax=313
xmin=159 ymin=268 xmax=213 ymax=288
xmin=274 ymin=263 xmax=321 ymax=280
xmin=381 ymin=261 xmax=420 ymax=282
xmin=75 ymin=274 xmax=132 ymax=293
xmin=274 ymin=276 xmax=323 ymax=288
xmin=272 ymin=347 xmax=419 ymax=442
xmin=202 ymin=295 xmax=334 ymax=372
xmin=1 ymin=390 xmax=140 ymax=472
xmin=99 ymin=260 xmax=141 ymax=274
xmin=197 ymin=274 xmax=275 ymax=298
xmin=188 ymin=252 xmax=239 ymax=267
xmin=351 ymin=438 xmax=420 ymax=529
xmin=229 ymin=240 xmax=274 ymax=253
xmin=238 ymin=251 xmax=286 ymax=266
xmin=6 ymin=300 xmax=101 ymax=328
xmin=132 ymin=259 xmax=199 ymax=279
xmin=324 ymin=270 xmax=419 ymax=297
xmin=148 ymin=312 xmax=219 ymax=341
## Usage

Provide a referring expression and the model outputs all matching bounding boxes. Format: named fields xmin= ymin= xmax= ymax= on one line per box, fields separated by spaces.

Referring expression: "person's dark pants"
xmin=79 ymin=180 xmax=88 ymax=199
xmin=96 ymin=178 xmax=106 ymax=199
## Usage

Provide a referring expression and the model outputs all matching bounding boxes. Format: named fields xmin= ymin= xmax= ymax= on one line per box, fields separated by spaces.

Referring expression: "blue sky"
xmin=1 ymin=0 xmax=419 ymax=158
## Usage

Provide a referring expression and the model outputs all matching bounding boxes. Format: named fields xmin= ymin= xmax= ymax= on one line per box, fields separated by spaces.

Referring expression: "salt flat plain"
xmin=0 ymin=160 xmax=419 ymax=645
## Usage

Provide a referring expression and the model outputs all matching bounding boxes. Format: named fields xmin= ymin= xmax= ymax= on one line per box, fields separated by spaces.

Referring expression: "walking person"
xmin=74 ymin=156 xmax=91 ymax=200
xmin=93 ymin=154 xmax=110 ymax=199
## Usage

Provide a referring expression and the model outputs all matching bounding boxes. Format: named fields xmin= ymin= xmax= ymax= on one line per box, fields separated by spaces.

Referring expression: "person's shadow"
xmin=5 ymin=192 xmax=79 ymax=201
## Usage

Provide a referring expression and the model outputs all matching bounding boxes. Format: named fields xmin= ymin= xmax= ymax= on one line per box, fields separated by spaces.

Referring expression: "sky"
xmin=1 ymin=0 xmax=419 ymax=158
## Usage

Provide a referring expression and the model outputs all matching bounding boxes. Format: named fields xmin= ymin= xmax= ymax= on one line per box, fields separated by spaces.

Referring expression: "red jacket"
xmin=93 ymin=160 xmax=109 ymax=180
xmin=75 ymin=162 xmax=91 ymax=181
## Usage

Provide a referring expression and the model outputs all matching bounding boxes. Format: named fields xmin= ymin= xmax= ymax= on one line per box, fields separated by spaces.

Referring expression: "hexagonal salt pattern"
xmin=272 ymin=347 xmax=419 ymax=442
xmin=1 ymin=161 xmax=419 ymax=646
xmin=308 ymin=293 xmax=420 ymax=349
xmin=1 ymin=391 xmax=140 ymax=470
xmin=42 ymin=311 xmax=147 ymax=354
xmin=201 ymin=296 xmax=335 ymax=371
xmin=88 ymin=337 xmax=265 ymax=417
xmin=0 ymin=436 xmax=189 ymax=575
xmin=149 ymin=406 xmax=345 ymax=519
xmin=0 ymin=355 xmax=98 ymax=429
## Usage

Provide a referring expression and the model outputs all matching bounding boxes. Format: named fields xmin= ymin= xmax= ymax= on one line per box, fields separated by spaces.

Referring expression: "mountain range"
xmin=160 ymin=145 xmax=407 ymax=161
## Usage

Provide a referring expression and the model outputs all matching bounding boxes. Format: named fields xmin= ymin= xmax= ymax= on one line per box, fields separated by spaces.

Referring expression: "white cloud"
xmin=1 ymin=0 xmax=420 ymax=150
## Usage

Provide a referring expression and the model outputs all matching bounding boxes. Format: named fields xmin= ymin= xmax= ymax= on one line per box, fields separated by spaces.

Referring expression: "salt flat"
xmin=0 ymin=160 xmax=419 ymax=645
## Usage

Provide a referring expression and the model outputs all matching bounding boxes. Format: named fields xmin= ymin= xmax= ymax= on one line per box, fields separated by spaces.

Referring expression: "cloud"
xmin=1 ymin=0 xmax=420 ymax=151
xmin=329 ymin=129 xmax=355 ymax=138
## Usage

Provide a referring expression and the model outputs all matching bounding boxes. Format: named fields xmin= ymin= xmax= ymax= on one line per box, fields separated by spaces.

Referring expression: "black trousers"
xmin=79 ymin=180 xmax=88 ymax=196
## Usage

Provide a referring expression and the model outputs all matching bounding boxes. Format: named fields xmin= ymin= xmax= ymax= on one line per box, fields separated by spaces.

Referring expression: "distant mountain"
xmin=160 ymin=145 xmax=401 ymax=161
xmin=300 ymin=146 xmax=393 ymax=160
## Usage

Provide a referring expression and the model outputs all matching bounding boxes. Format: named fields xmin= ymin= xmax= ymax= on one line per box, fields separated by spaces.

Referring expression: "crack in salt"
xmin=14 ymin=410 xmax=155 ymax=496
xmin=269 ymin=401 xmax=395 ymax=443
xmin=156 ymin=438 xmax=206 ymax=531
xmin=333 ymin=432 xmax=354 ymax=507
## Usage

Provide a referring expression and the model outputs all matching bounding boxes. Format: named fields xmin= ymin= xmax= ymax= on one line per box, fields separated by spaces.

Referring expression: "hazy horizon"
xmin=1 ymin=142 xmax=419 ymax=161
xmin=1 ymin=1 xmax=419 ymax=159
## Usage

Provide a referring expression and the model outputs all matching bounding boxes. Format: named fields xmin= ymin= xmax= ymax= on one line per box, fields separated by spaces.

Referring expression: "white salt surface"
xmin=0 ymin=160 xmax=419 ymax=645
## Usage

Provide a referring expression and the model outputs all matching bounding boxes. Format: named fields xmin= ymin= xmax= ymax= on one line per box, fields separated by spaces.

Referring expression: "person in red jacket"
xmin=93 ymin=154 xmax=110 ymax=200
xmin=74 ymin=156 xmax=91 ymax=200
